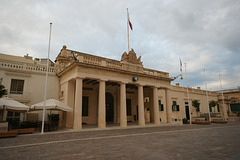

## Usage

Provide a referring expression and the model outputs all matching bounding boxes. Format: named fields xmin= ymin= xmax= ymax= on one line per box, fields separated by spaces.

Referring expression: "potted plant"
xmin=192 ymin=100 xmax=200 ymax=115
xmin=209 ymin=100 xmax=218 ymax=113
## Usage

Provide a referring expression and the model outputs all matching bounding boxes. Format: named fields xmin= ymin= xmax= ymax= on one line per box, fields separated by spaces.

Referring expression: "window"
xmin=10 ymin=79 xmax=24 ymax=94
xmin=144 ymin=97 xmax=149 ymax=102
xmin=7 ymin=111 xmax=20 ymax=122
xmin=158 ymin=100 xmax=164 ymax=111
xmin=60 ymin=91 xmax=64 ymax=99
xmin=230 ymin=103 xmax=240 ymax=112
xmin=82 ymin=96 xmax=88 ymax=116
xmin=209 ymin=105 xmax=212 ymax=112
xmin=127 ymin=99 xmax=131 ymax=116
xmin=172 ymin=101 xmax=180 ymax=111
xmin=217 ymin=104 xmax=220 ymax=112
xmin=196 ymin=106 xmax=200 ymax=112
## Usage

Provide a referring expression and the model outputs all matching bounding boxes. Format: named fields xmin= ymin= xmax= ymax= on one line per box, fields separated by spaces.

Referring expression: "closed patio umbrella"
xmin=30 ymin=99 xmax=73 ymax=112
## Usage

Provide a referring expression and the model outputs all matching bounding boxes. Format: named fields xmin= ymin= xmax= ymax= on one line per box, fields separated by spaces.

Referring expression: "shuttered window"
xmin=172 ymin=101 xmax=180 ymax=111
xmin=10 ymin=79 xmax=24 ymax=94
xmin=158 ymin=100 xmax=164 ymax=111
xmin=230 ymin=103 xmax=240 ymax=112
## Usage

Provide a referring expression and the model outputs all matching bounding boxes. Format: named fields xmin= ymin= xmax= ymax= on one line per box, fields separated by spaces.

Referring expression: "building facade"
xmin=55 ymin=46 xmax=219 ymax=130
xmin=0 ymin=53 xmax=59 ymax=123
xmin=218 ymin=88 xmax=240 ymax=120
xmin=2 ymin=46 xmax=231 ymax=130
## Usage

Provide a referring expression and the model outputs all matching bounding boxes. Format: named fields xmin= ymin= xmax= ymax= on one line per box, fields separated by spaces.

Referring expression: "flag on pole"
xmin=129 ymin=19 xmax=133 ymax=30
xmin=179 ymin=58 xmax=182 ymax=72
xmin=128 ymin=10 xmax=133 ymax=30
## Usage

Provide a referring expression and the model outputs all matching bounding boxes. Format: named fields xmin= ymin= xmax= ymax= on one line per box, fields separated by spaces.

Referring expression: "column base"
xmin=98 ymin=124 xmax=106 ymax=128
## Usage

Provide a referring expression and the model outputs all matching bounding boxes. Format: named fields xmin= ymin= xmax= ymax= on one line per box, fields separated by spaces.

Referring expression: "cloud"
xmin=0 ymin=0 xmax=239 ymax=90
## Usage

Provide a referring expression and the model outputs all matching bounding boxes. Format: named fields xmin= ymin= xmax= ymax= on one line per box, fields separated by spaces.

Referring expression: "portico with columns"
xmin=56 ymin=46 xmax=173 ymax=130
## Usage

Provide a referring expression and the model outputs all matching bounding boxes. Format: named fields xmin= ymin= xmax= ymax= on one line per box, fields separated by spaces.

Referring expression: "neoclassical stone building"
xmin=2 ymin=46 xmax=230 ymax=130
xmin=55 ymin=46 xmax=219 ymax=130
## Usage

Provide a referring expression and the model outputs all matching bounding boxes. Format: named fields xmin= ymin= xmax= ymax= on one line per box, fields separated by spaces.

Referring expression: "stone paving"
xmin=0 ymin=122 xmax=240 ymax=160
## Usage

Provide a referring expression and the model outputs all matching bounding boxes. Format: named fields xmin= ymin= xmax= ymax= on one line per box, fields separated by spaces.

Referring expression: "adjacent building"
xmin=218 ymin=88 xmax=240 ymax=120
xmin=0 ymin=53 xmax=59 ymax=124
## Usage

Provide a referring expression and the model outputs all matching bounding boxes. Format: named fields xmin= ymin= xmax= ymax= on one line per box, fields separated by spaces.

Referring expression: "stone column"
xmin=73 ymin=78 xmax=83 ymax=130
xmin=138 ymin=85 xmax=145 ymax=126
xmin=120 ymin=82 xmax=127 ymax=127
xmin=153 ymin=87 xmax=160 ymax=125
xmin=98 ymin=80 xmax=106 ymax=128
xmin=165 ymin=89 xmax=172 ymax=123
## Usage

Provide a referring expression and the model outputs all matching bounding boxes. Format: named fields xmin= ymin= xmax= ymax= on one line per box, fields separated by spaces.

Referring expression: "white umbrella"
xmin=0 ymin=97 xmax=29 ymax=122
xmin=30 ymin=99 xmax=73 ymax=112
xmin=0 ymin=97 xmax=29 ymax=111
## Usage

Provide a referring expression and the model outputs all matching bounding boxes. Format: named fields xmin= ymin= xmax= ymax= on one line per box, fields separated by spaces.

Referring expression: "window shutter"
xmin=217 ymin=104 xmax=220 ymax=112
xmin=177 ymin=105 xmax=180 ymax=111
xmin=209 ymin=105 xmax=212 ymax=112
xmin=173 ymin=101 xmax=176 ymax=105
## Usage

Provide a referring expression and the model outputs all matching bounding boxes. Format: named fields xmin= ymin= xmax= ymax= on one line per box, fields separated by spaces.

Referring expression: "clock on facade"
xmin=132 ymin=76 xmax=138 ymax=82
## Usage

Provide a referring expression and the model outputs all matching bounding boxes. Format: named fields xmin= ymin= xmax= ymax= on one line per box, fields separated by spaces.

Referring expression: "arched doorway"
xmin=106 ymin=92 xmax=114 ymax=123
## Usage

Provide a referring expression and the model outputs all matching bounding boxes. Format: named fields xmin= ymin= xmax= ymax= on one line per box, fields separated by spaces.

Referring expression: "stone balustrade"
xmin=0 ymin=59 xmax=57 ymax=74
xmin=76 ymin=54 xmax=169 ymax=78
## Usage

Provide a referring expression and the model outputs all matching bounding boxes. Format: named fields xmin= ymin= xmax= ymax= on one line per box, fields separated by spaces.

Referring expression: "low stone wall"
xmin=192 ymin=117 xmax=206 ymax=121
xmin=0 ymin=122 xmax=8 ymax=132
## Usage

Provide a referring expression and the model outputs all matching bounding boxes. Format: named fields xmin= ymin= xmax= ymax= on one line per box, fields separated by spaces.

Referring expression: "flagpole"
xmin=41 ymin=22 xmax=52 ymax=134
xmin=185 ymin=63 xmax=192 ymax=124
xmin=219 ymin=74 xmax=227 ymax=121
xmin=180 ymin=57 xmax=184 ymax=86
xmin=203 ymin=69 xmax=211 ymax=122
xmin=127 ymin=8 xmax=130 ymax=53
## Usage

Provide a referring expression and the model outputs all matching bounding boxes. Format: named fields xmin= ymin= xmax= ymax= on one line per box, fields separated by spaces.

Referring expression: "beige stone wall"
xmin=0 ymin=54 xmax=59 ymax=122
xmin=82 ymin=84 xmax=98 ymax=124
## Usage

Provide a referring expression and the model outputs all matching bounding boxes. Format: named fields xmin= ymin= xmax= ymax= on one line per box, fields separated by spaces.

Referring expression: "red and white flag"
xmin=128 ymin=17 xmax=133 ymax=30
xmin=127 ymin=10 xmax=133 ymax=31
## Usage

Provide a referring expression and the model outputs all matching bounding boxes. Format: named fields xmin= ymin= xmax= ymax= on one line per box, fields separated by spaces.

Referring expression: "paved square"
xmin=0 ymin=122 xmax=240 ymax=160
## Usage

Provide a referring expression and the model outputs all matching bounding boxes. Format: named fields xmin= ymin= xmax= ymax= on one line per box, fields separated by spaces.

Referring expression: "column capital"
xmin=75 ymin=76 xmax=85 ymax=80
xmin=119 ymin=81 xmax=128 ymax=84
xmin=137 ymin=83 xmax=146 ymax=87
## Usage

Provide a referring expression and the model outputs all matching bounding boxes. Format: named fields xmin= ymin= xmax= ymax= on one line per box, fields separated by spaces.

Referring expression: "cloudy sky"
xmin=0 ymin=0 xmax=239 ymax=90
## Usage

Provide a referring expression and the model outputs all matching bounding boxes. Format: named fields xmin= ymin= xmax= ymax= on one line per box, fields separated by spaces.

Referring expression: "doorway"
xmin=106 ymin=92 xmax=114 ymax=123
